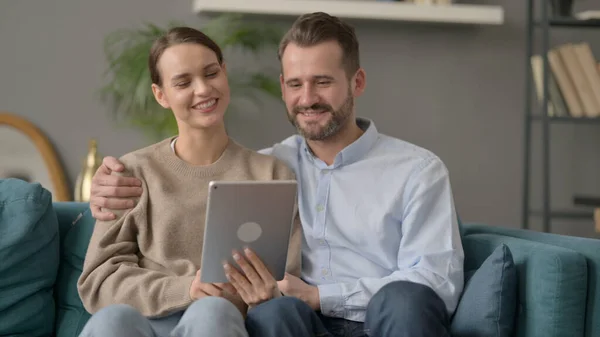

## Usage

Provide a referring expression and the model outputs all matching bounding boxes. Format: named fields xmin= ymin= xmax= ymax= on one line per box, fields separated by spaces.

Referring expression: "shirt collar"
xmin=301 ymin=117 xmax=379 ymax=168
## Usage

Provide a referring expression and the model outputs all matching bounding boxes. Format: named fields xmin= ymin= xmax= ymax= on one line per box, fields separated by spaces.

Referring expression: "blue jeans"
xmin=245 ymin=281 xmax=450 ymax=337
xmin=79 ymin=296 xmax=248 ymax=337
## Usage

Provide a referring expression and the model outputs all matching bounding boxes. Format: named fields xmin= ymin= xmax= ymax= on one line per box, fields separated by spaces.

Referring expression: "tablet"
xmin=200 ymin=180 xmax=298 ymax=283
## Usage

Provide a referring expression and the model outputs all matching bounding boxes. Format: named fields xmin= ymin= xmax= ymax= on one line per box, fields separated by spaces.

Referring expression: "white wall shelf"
xmin=193 ymin=0 xmax=504 ymax=25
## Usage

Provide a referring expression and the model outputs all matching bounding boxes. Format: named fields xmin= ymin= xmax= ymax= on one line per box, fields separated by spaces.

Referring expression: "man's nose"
xmin=298 ymin=85 xmax=319 ymax=107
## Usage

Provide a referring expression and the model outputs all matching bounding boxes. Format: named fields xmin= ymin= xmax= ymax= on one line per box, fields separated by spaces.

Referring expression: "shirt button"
xmin=316 ymin=205 xmax=324 ymax=212
xmin=319 ymin=239 xmax=326 ymax=245
xmin=321 ymin=268 xmax=328 ymax=275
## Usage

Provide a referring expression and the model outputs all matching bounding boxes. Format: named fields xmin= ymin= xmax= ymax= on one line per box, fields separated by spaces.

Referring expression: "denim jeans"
xmin=246 ymin=281 xmax=451 ymax=337
xmin=78 ymin=296 xmax=248 ymax=337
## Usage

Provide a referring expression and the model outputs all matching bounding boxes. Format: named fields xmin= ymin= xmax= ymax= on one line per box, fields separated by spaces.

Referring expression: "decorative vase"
xmin=74 ymin=139 xmax=101 ymax=202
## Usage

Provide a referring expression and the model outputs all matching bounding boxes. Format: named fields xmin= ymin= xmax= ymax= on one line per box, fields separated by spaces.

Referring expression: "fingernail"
xmin=223 ymin=263 xmax=230 ymax=270
xmin=244 ymin=248 xmax=252 ymax=256
xmin=233 ymin=253 xmax=241 ymax=260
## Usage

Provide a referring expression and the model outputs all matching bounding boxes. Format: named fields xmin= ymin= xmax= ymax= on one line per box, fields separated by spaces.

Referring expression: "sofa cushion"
xmin=461 ymin=233 xmax=588 ymax=337
xmin=0 ymin=178 xmax=59 ymax=336
xmin=54 ymin=207 xmax=95 ymax=337
xmin=451 ymin=243 xmax=517 ymax=337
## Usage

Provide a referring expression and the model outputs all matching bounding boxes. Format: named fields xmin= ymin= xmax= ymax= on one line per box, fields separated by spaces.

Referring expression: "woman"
xmin=77 ymin=27 xmax=302 ymax=337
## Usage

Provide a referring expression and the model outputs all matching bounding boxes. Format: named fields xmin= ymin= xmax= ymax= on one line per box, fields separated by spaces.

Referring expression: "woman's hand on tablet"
xmin=189 ymin=270 xmax=248 ymax=315
xmin=189 ymin=270 xmax=237 ymax=299
xmin=223 ymin=248 xmax=282 ymax=307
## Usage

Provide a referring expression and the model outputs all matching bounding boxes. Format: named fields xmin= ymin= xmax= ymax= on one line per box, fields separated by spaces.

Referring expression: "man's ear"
xmin=152 ymin=84 xmax=170 ymax=109
xmin=280 ymin=73 xmax=285 ymax=101
xmin=352 ymin=68 xmax=366 ymax=98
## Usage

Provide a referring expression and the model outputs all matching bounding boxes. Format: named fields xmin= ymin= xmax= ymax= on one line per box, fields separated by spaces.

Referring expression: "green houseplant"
xmin=100 ymin=14 xmax=285 ymax=141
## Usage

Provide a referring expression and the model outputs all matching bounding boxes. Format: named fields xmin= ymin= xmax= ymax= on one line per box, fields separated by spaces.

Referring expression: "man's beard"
xmin=288 ymin=89 xmax=354 ymax=141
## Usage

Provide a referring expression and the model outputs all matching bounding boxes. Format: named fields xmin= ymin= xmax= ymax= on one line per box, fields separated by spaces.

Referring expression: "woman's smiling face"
xmin=152 ymin=42 xmax=230 ymax=131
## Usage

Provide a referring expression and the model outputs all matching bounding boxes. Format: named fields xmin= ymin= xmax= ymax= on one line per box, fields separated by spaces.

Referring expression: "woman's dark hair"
xmin=149 ymin=27 xmax=223 ymax=86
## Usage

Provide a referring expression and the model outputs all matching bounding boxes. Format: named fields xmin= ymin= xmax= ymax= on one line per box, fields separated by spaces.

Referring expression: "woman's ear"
xmin=151 ymin=83 xmax=170 ymax=109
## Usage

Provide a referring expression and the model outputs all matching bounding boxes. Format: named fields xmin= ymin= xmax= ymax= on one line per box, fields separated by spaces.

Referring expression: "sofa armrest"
xmin=463 ymin=223 xmax=600 ymax=337
xmin=463 ymin=232 xmax=587 ymax=337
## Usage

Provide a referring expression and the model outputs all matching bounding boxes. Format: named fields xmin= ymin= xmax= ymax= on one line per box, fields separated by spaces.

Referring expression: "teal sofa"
xmin=1 ymin=179 xmax=599 ymax=337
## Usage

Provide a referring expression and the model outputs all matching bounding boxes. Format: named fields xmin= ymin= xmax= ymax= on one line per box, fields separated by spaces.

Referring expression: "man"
xmin=89 ymin=12 xmax=464 ymax=337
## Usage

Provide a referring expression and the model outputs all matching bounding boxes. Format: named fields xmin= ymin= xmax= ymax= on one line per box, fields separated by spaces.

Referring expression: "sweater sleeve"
xmin=273 ymin=161 xmax=303 ymax=277
xmin=77 ymin=169 xmax=195 ymax=318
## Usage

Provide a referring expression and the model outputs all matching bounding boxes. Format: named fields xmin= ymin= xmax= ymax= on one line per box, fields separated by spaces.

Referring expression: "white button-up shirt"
xmin=260 ymin=118 xmax=464 ymax=322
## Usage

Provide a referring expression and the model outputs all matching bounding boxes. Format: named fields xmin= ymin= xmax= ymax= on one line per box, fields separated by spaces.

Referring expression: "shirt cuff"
xmin=317 ymin=283 xmax=345 ymax=318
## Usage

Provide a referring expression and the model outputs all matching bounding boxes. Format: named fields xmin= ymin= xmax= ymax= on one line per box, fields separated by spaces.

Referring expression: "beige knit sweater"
xmin=77 ymin=137 xmax=302 ymax=318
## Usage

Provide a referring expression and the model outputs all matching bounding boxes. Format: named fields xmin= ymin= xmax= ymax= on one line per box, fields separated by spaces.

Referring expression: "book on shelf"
xmin=531 ymin=54 xmax=569 ymax=116
xmin=573 ymin=195 xmax=600 ymax=232
xmin=531 ymin=42 xmax=600 ymax=118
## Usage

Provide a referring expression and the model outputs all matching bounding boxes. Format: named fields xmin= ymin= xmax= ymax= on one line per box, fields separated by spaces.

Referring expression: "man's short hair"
xmin=278 ymin=12 xmax=360 ymax=77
